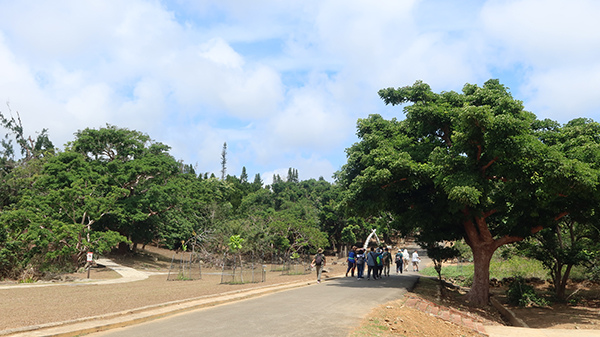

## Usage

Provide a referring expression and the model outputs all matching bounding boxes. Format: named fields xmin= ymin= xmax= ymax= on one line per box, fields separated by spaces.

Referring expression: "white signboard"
xmin=87 ymin=252 xmax=93 ymax=262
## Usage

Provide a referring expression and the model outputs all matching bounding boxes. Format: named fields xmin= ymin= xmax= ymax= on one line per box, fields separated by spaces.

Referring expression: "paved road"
xmin=91 ymin=273 xmax=419 ymax=337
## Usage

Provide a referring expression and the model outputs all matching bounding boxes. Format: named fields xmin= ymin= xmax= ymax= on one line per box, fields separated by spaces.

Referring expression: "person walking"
xmin=355 ymin=249 xmax=365 ymax=279
xmin=412 ymin=250 xmax=421 ymax=272
xmin=366 ymin=247 xmax=378 ymax=280
xmin=345 ymin=246 xmax=357 ymax=277
xmin=382 ymin=247 xmax=391 ymax=277
xmin=311 ymin=248 xmax=326 ymax=283
xmin=376 ymin=247 xmax=384 ymax=279
xmin=402 ymin=249 xmax=410 ymax=272
xmin=395 ymin=249 xmax=403 ymax=274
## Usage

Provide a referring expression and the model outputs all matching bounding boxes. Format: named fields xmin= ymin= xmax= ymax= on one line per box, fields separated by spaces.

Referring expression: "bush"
xmin=583 ymin=264 xmax=600 ymax=282
xmin=506 ymin=277 xmax=549 ymax=307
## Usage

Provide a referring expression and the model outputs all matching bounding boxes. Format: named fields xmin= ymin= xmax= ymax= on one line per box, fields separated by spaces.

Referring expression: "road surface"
xmin=91 ymin=273 xmax=419 ymax=337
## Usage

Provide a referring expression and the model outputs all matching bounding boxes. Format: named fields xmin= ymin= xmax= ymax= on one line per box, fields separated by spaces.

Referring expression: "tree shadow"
xmin=324 ymin=273 xmax=420 ymax=290
xmin=512 ymin=305 xmax=600 ymax=328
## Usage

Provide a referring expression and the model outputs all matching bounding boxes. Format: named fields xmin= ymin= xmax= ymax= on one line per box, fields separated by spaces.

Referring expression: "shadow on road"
xmin=323 ymin=273 xmax=420 ymax=289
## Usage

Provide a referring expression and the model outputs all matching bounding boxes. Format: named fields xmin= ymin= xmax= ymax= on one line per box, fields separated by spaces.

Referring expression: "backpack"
xmin=314 ymin=254 xmax=323 ymax=266
xmin=356 ymin=253 xmax=365 ymax=265
xmin=382 ymin=252 xmax=390 ymax=263
xmin=376 ymin=255 xmax=381 ymax=265
xmin=395 ymin=253 xmax=402 ymax=262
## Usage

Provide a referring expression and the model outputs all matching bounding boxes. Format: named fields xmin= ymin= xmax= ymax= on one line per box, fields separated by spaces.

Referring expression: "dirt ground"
xmin=349 ymin=298 xmax=484 ymax=337
xmin=349 ymin=277 xmax=501 ymax=337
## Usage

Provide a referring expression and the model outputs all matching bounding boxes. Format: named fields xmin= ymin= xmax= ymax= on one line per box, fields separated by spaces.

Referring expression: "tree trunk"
xmin=467 ymin=243 xmax=495 ymax=306
xmin=555 ymin=278 xmax=566 ymax=302
xmin=462 ymin=209 xmax=522 ymax=307
xmin=554 ymin=263 xmax=572 ymax=302
xmin=117 ymin=242 xmax=129 ymax=254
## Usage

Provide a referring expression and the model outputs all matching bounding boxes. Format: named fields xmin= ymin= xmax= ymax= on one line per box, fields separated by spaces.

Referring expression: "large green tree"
xmin=70 ymin=125 xmax=181 ymax=250
xmin=0 ymin=152 xmax=128 ymax=276
xmin=337 ymin=80 xmax=596 ymax=306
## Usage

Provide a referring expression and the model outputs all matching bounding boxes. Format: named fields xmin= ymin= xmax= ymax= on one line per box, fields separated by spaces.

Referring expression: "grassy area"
xmin=421 ymin=255 xmax=548 ymax=287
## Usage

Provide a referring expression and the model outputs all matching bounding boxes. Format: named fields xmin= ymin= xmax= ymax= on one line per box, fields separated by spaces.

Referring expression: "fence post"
xmin=220 ymin=252 xmax=226 ymax=284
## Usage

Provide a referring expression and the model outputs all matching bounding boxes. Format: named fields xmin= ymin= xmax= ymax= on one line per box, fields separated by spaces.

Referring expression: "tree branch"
xmin=494 ymin=234 xmax=524 ymax=250
xmin=481 ymin=156 xmax=498 ymax=174
xmin=554 ymin=212 xmax=568 ymax=221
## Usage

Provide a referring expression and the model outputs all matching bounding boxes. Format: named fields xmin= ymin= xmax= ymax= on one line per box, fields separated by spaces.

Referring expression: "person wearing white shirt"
xmin=402 ymin=249 xmax=410 ymax=272
xmin=411 ymin=250 xmax=421 ymax=272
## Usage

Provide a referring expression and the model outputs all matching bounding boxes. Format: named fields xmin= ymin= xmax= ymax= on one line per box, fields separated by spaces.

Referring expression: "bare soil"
xmin=350 ymin=277 xmax=500 ymax=337
xmin=349 ymin=299 xmax=484 ymax=337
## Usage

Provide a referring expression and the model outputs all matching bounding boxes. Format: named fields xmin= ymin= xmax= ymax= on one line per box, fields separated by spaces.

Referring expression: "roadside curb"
xmin=2 ymin=274 xmax=344 ymax=337
xmin=489 ymin=296 xmax=529 ymax=328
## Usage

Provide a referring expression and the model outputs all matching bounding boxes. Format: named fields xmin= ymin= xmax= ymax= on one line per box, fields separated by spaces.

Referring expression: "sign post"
xmin=86 ymin=252 xmax=93 ymax=279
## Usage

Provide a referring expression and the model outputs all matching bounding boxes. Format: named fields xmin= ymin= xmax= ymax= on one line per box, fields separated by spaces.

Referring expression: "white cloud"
xmin=0 ymin=33 xmax=66 ymax=142
xmin=521 ymin=65 xmax=600 ymax=122
xmin=480 ymin=0 xmax=600 ymax=122
xmin=116 ymin=78 xmax=167 ymax=131
xmin=481 ymin=0 xmax=600 ymax=66
xmin=314 ymin=0 xmax=416 ymax=53
xmin=0 ymin=1 xmax=184 ymax=67
xmin=270 ymin=80 xmax=352 ymax=150
xmin=64 ymin=83 xmax=115 ymax=126
xmin=198 ymin=38 xmax=244 ymax=69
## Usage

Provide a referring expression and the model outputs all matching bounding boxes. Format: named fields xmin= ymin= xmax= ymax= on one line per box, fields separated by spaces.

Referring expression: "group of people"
xmin=343 ymin=246 xmax=421 ymax=281
xmin=311 ymin=246 xmax=421 ymax=284
xmin=393 ymin=248 xmax=421 ymax=273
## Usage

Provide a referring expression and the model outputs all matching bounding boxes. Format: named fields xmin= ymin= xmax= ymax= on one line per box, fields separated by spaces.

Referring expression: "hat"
xmin=317 ymin=248 xmax=323 ymax=253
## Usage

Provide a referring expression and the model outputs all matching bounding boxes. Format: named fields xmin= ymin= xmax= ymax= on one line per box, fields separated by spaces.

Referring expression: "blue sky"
xmin=1 ymin=0 xmax=599 ymax=184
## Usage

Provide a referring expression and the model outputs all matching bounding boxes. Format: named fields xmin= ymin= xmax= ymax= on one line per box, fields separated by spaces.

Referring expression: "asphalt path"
xmin=90 ymin=272 xmax=420 ymax=337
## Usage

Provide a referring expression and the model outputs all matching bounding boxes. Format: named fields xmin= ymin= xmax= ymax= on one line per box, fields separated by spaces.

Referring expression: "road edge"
xmin=2 ymin=275 xmax=344 ymax=337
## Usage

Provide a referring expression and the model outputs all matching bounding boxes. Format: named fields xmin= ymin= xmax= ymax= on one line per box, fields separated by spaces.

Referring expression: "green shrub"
xmin=506 ymin=277 xmax=549 ymax=307
xmin=586 ymin=264 xmax=600 ymax=282
xmin=568 ymin=295 xmax=581 ymax=306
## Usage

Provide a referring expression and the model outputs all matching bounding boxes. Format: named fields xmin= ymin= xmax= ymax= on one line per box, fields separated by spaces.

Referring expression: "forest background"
xmin=0 ymin=111 xmax=381 ymax=280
